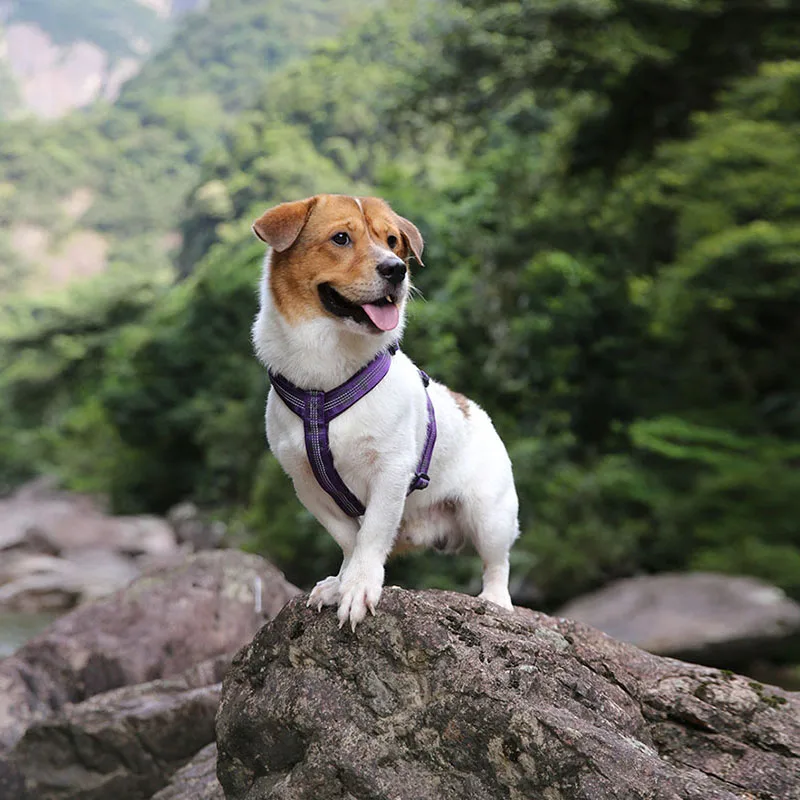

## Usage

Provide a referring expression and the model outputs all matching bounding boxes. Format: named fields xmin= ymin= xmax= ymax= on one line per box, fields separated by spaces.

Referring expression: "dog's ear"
xmin=396 ymin=215 xmax=424 ymax=267
xmin=253 ymin=197 xmax=317 ymax=252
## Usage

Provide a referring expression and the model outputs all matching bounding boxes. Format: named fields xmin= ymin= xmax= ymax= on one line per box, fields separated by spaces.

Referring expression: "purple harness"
xmin=268 ymin=346 xmax=437 ymax=517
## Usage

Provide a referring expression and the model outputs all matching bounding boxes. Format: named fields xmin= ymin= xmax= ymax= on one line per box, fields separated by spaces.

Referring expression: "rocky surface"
xmin=4 ymin=656 xmax=228 ymax=800
xmin=168 ymin=502 xmax=227 ymax=552
xmin=151 ymin=744 xmax=224 ymax=800
xmin=557 ymin=572 xmax=800 ymax=668
xmin=0 ymin=480 xmax=182 ymax=612
xmin=0 ymin=550 xmax=299 ymax=751
xmin=218 ymin=589 xmax=799 ymax=800
xmin=0 ymin=480 xmax=175 ymax=555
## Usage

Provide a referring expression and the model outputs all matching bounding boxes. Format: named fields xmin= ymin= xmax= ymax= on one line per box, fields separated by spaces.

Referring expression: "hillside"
xmin=0 ymin=0 xmax=379 ymax=298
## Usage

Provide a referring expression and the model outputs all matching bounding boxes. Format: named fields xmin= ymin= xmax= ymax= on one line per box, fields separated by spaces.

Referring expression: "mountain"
xmin=0 ymin=0 xmax=378 ymax=297
xmin=0 ymin=0 xmax=207 ymax=119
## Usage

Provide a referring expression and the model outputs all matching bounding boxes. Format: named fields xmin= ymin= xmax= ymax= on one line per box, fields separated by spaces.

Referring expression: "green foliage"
xmin=629 ymin=418 xmax=800 ymax=596
xmin=0 ymin=231 xmax=27 ymax=293
xmin=508 ymin=443 xmax=656 ymax=605
xmin=379 ymin=0 xmax=800 ymax=603
xmin=165 ymin=0 xmax=800 ymax=601
xmin=120 ymin=0 xmax=382 ymax=114
xmin=0 ymin=274 xmax=159 ymax=492
xmin=93 ymin=237 xmax=267 ymax=511
xmin=176 ymin=0 xmax=450 ymax=274
xmin=73 ymin=0 xmax=443 ymax=514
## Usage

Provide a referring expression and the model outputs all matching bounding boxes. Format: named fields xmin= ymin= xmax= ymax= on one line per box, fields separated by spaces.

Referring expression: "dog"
xmin=251 ymin=194 xmax=519 ymax=630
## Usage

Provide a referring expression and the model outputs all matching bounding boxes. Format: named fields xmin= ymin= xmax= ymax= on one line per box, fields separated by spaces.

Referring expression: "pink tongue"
xmin=362 ymin=302 xmax=400 ymax=331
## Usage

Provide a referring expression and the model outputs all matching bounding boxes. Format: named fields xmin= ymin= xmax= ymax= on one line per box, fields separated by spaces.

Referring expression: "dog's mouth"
xmin=318 ymin=283 xmax=400 ymax=332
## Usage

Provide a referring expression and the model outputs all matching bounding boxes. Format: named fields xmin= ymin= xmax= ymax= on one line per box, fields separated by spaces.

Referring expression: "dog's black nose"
xmin=377 ymin=259 xmax=406 ymax=286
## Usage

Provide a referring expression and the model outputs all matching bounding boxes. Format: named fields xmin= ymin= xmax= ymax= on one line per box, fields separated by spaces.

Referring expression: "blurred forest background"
xmin=1 ymin=0 xmax=800 ymax=613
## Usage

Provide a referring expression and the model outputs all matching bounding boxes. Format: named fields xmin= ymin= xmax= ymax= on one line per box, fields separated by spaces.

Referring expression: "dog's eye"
xmin=387 ymin=235 xmax=398 ymax=249
xmin=331 ymin=232 xmax=350 ymax=246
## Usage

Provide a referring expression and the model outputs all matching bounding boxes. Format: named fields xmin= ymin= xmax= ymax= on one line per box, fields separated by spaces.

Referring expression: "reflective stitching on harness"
xmin=269 ymin=348 xmax=436 ymax=518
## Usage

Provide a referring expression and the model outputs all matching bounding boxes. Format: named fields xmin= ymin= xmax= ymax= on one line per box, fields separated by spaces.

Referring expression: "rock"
xmin=218 ymin=589 xmax=799 ymax=800
xmin=0 ymin=756 xmax=25 ymax=800
xmin=0 ymin=481 xmax=177 ymax=559
xmin=0 ymin=550 xmax=141 ymax=612
xmin=0 ymin=551 xmax=299 ymax=751
xmin=167 ymin=502 xmax=226 ymax=551
xmin=5 ymin=657 xmax=228 ymax=800
xmin=557 ymin=572 xmax=800 ymax=668
xmin=0 ymin=480 xmax=182 ymax=612
xmin=151 ymin=744 xmax=224 ymax=800
xmin=0 ymin=553 xmax=81 ymax=611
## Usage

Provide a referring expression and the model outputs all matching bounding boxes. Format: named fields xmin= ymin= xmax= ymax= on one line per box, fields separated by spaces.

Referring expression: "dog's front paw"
xmin=337 ymin=561 xmax=384 ymax=632
xmin=307 ymin=575 xmax=341 ymax=611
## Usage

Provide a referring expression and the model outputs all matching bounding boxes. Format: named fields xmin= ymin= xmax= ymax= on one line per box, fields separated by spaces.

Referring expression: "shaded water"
xmin=0 ymin=611 xmax=59 ymax=658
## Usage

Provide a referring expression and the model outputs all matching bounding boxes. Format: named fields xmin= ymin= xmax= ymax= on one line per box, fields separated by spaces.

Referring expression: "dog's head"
xmin=253 ymin=194 xmax=423 ymax=334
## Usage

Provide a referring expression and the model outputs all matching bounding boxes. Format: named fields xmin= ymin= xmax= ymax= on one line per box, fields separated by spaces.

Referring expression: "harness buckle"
xmin=411 ymin=472 xmax=430 ymax=491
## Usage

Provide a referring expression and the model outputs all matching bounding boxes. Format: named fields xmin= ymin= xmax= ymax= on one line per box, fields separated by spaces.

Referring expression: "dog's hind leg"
xmin=477 ymin=554 xmax=513 ymax=609
xmin=463 ymin=489 xmax=518 ymax=611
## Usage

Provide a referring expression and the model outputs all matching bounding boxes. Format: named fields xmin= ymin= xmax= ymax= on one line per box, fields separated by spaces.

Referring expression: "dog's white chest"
xmin=265 ymin=382 xmax=410 ymax=508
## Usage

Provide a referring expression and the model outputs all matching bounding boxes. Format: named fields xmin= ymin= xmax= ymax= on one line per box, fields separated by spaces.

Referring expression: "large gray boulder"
xmin=557 ymin=572 xmax=800 ymax=667
xmin=4 ymin=656 xmax=228 ymax=800
xmin=217 ymin=589 xmax=798 ymax=800
xmin=0 ymin=550 xmax=299 ymax=751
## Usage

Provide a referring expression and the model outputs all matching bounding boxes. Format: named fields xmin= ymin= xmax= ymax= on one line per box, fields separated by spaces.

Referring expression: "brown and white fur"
xmin=251 ymin=194 xmax=519 ymax=630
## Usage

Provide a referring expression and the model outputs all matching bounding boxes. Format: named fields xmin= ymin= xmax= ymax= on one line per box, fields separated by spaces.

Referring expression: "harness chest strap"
xmin=268 ymin=348 xmax=437 ymax=518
